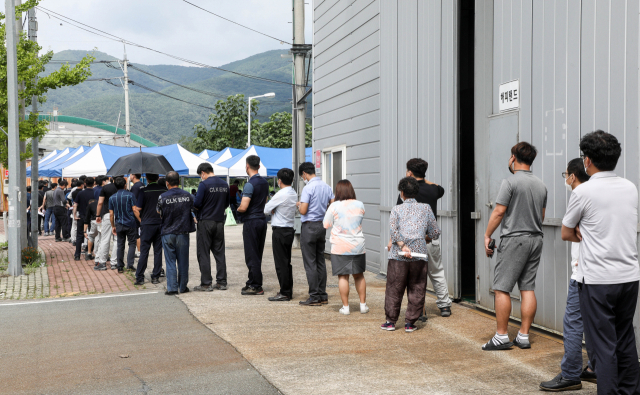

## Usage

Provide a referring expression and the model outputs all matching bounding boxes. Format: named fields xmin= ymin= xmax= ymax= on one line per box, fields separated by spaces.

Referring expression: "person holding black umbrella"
xmin=134 ymin=173 xmax=167 ymax=285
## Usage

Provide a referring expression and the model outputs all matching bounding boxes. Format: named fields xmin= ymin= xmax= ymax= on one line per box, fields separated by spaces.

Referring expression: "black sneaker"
xmin=63 ymin=238 xmax=71 ymax=242
xmin=320 ymin=298 xmax=328 ymax=305
xmin=55 ymin=238 xmax=63 ymax=242
xmin=165 ymin=291 xmax=178 ymax=295
xmin=85 ymin=254 xmax=94 ymax=261
xmin=299 ymin=298 xmax=321 ymax=306
xmin=405 ymin=323 xmax=417 ymax=332
xmin=94 ymin=263 xmax=107 ymax=271
xmin=580 ymin=366 xmax=597 ymax=384
xmin=72 ymin=241 xmax=76 ymax=247
xmin=134 ymin=280 xmax=144 ymax=286
xmin=126 ymin=266 xmax=136 ymax=272
xmin=117 ymin=267 xmax=124 ymax=273
xmin=74 ymin=256 xmax=81 ymax=261
xmin=539 ymin=373 xmax=582 ymax=392
xmin=159 ymin=269 xmax=165 ymax=277
xmin=241 ymin=286 xmax=264 ymax=296
xmin=482 ymin=337 xmax=513 ymax=351
xmin=213 ymin=283 xmax=227 ymax=290
xmin=513 ymin=336 xmax=531 ymax=349
xmin=241 ymin=286 xmax=250 ymax=292
xmin=194 ymin=284 xmax=214 ymax=292
xmin=180 ymin=287 xmax=190 ymax=294
xmin=440 ymin=306 xmax=452 ymax=317
xmin=151 ymin=277 xmax=160 ymax=285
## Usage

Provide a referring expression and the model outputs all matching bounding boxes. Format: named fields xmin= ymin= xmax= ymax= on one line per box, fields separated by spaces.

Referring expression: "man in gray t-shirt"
xmin=481 ymin=142 xmax=547 ymax=352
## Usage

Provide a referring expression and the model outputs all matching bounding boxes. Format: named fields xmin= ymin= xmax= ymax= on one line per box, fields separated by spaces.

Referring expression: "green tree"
xmin=192 ymin=94 xmax=260 ymax=152
xmin=250 ymin=111 xmax=312 ymax=148
xmin=0 ymin=0 xmax=94 ymax=166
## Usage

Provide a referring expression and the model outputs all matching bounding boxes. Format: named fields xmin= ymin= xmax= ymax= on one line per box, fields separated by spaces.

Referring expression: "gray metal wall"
xmin=475 ymin=0 xmax=640 ymax=334
xmin=313 ymin=0 xmax=382 ymax=271
xmin=379 ymin=0 xmax=460 ymax=298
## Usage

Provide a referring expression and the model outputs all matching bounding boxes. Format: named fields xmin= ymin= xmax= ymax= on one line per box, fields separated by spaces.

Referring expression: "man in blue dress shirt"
xmin=108 ymin=177 xmax=138 ymax=273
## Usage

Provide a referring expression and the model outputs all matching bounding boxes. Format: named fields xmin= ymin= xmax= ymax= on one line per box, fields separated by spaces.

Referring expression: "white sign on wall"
xmin=498 ymin=79 xmax=519 ymax=112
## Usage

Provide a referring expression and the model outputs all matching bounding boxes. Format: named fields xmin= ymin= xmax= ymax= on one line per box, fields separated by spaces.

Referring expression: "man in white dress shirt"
xmin=562 ymin=130 xmax=640 ymax=394
xmin=264 ymin=168 xmax=298 ymax=302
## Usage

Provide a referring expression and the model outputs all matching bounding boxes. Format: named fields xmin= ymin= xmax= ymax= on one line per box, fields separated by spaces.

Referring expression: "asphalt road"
xmin=0 ymin=291 xmax=281 ymax=395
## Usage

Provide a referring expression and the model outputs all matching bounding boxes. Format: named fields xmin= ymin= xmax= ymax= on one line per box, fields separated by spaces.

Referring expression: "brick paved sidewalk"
xmin=40 ymin=234 xmax=139 ymax=297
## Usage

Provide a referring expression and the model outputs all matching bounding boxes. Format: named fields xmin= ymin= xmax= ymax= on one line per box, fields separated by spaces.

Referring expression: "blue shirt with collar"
xmin=108 ymin=189 xmax=137 ymax=228
xmin=300 ymin=177 xmax=334 ymax=222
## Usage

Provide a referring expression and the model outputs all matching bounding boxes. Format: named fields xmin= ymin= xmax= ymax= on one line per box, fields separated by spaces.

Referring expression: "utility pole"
xmin=291 ymin=0 xmax=311 ymax=196
xmin=15 ymin=0 xmax=27 ymax=250
xmin=122 ymin=43 xmax=131 ymax=146
xmin=28 ymin=6 xmax=38 ymax=249
xmin=6 ymin=0 xmax=23 ymax=275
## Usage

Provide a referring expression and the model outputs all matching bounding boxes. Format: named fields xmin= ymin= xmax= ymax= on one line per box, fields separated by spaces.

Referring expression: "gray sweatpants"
xmin=96 ymin=213 xmax=113 ymax=264
xmin=427 ymin=241 xmax=452 ymax=308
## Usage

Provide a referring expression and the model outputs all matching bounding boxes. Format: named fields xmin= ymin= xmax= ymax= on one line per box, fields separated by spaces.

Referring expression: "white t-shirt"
xmin=570 ymin=242 xmax=579 ymax=281
xmin=562 ymin=172 xmax=640 ymax=285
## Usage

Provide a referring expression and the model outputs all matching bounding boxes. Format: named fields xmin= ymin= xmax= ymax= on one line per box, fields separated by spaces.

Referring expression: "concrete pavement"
xmin=176 ymin=224 xmax=596 ymax=395
xmin=0 ymin=291 xmax=280 ymax=395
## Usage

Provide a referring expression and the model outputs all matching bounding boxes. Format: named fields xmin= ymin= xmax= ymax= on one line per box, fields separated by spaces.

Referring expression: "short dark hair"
xmin=133 ymin=173 xmax=142 ymax=180
xmin=146 ymin=173 xmax=159 ymax=182
xmin=567 ymin=158 xmax=590 ymax=183
xmin=158 ymin=177 xmax=165 ymax=185
xmin=114 ymin=177 xmax=126 ymax=190
xmin=233 ymin=179 xmax=240 ymax=185
xmin=85 ymin=177 xmax=95 ymax=187
xmin=27 ymin=186 xmax=31 ymax=193
xmin=406 ymin=158 xmax=428 ymax=178
xmin=246 ymin=155 xmax=260 ymax=171
xmin=511 ymin=142 xmax=538 ymax=166
xmin=398 ymin=176 xmax=420 ymax=199
xmin=298 ymin=162 xmax=315 ymax=176
xmin=197 ymin=162 xmax=214 ymax=175
xmin=166 ymin=171 xmax=180 ymax=187
xmin=94 ymin=176 xmax=103 ymax=186
xmin=191 ymin=189 xmax=196 ymax=194
xmin=51 ymin=183 xmax=58 ymax=188
xmin=38 ymin=181 xmax=44 ymax=189
xmin=335 ymin=179 xmax=356 ymax=201
xmin=277 ymin=168 xmax=294 ymax=186
xmin=79 ymin=175 xmax=86 ymax=182
xmin=580 ymin=130 xmax=622 ymax=171
xmin=58 ymin=177 xmax=64 ymax=184
xmin=71 ymin=180 xmax=77 ymax=188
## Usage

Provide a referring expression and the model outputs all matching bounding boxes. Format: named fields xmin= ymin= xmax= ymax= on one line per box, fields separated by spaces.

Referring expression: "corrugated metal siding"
xmin=313 ymin=0 xmax=382 ymax=272
xmin=478 ymin=0 xmax=639 ymax=333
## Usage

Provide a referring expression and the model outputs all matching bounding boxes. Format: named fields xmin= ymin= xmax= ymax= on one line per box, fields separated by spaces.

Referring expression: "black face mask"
xmin=508 ymin=162 xmax=515 ymax=174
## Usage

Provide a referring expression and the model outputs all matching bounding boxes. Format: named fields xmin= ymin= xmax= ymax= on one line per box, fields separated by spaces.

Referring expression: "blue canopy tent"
xmin=198 ymin=149 xmax=219 ymax=159
xmin=61 ymin=144 xmax=138 ymax=177
xmin=27 ymin=148 xmax=66 ymax=177
xmin=37 ymin=146 xmax=90 ymax=178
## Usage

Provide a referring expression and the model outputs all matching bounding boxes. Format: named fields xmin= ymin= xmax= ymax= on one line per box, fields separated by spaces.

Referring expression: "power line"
xmin=127 ymin=80 xmax=216 ymax=111
xmin=181 ymin=0 xmax=292 ymax=45
xmin=35 ymin=6 xmax=305 ymax=87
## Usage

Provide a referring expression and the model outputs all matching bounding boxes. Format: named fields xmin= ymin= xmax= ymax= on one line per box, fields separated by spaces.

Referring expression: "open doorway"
xmin=458 ymin=0 xmax=476 ymax=302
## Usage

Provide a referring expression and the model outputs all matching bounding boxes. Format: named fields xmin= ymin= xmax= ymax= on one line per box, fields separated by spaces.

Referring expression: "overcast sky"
xmin=36 ymin=0 xmax=313 ymax=66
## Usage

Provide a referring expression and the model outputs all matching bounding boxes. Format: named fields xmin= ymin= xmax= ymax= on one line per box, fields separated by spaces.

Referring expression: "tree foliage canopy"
xmin=0 ymin=0 xmax=94 ymax=166
xmin=191 ymin=94 xmax=311 ymax=152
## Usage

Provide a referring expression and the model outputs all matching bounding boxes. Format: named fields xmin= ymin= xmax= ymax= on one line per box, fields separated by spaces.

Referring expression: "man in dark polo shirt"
xmin=133 ymin=173 xmax=167 ymax=285
xmin=96 ymin=177 xmax=118 ymax=270
xmin=237 ymin=155 xmax=269 ymax=296
xmin=193 ymin=163 xmax=230 ymax=292
xmin=157 ymin=171 xmax=195 ymax=295
xmin=73 ymin=177 xmax=95 ymax=261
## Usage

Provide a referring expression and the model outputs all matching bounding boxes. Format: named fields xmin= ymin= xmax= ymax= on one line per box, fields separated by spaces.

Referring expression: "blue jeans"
xmin=561 ymin=279 xmax=593 ymax=380
xmin=44 ymin=207 xmax=55 ymax=233
xmin=162 ymin=234 xmax=190 ymax=293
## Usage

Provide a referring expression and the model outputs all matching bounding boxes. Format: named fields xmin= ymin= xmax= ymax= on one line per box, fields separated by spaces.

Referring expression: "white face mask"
xmin=565 ymin=175 xmax=573 ymax=192
xmin=303 ymin=178 xmax=309 ymax=185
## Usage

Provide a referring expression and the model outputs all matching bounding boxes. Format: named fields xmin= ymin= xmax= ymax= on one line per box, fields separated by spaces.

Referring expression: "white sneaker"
xmin=339 ymin=306 xmax=350 ymax=315
xmin=360 ymin=304 xmax=370 ymax=314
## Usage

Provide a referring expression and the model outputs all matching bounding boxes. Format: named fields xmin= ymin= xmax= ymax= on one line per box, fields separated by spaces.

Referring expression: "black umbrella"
xmin=107 ymin=151 xmax=174 ymax=176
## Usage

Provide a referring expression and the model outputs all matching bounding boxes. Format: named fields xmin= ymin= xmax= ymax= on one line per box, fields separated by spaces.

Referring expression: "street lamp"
xmin=248 ymin=92 xmax=275 ymax=147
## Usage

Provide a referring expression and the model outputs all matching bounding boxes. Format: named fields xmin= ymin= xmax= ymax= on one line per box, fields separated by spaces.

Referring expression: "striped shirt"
xmin=108 ymin=189 xmax=137 ymax=228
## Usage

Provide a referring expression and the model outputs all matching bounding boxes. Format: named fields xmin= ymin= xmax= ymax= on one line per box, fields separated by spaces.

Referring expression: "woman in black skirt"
xmin=323 ymin=180 xmax=368 ymax=315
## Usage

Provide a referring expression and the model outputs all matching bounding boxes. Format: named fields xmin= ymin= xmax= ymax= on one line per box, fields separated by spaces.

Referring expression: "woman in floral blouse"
xmin=382 ymin=177 xmax=441 ymax=332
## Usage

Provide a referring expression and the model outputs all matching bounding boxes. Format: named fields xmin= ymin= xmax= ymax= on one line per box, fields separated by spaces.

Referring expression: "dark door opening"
xmin=458 ymin=0 xmax=476 ymax=302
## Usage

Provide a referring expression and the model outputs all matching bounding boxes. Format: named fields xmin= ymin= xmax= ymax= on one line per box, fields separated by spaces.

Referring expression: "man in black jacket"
xmin=193 ymin=163 xmax=230 ymax=292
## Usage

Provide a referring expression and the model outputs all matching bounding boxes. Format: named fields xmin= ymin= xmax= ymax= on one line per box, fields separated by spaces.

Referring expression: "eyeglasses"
xmin=561 ymin=172 xmax=573 ymax=179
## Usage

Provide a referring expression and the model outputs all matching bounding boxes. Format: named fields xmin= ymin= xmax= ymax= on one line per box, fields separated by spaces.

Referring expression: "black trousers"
xmin=116 ymin=223 xmax=137 ymax=269
xmin=242 ymin=218 xmax=268 ymax=288
xmin=74 ymin=219 xmax=85 ymax=258
xmin=272 ymin=227 xmax=295 ymax=298
xmin=300 ymin=221 xmax=328 ymax=301
xmin=136 ymin=224 xmax=163 ymax=282
xmin=66 ymin=208 xmax=73 ymax=235
xmin=53 ymin=206 xmax=69 ymax=239
xmin=196 ymin=220 xmax=227 ymax=286
xmin=580 ymin=280 xmax=640 ymax=395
